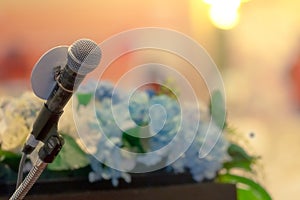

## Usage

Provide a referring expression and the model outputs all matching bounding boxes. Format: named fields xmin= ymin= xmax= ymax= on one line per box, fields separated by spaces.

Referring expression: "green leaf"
xmin=224 ymin=143 xmax=258 ymax=172
xmin=237 ymin=188 xmax=263 ymax=200
xmin=217 ymin=174 xmax=272 ymax=200
xmin=77 ymin=93 xmax=93 ymax=106
xmin=228 ymin=143 xmax=257 ymax=163
xmin=48 ymin=134 xmax=89 ymax=171
xmin=0 ymin=149 xmax=21 ymax=172
xmin=210 ymin=90 xmax=226 ymax=129
xmin=122 ymin=127 xmax=146 ymax=153
xmin=223 ymin=160 xmax=253 ymax=172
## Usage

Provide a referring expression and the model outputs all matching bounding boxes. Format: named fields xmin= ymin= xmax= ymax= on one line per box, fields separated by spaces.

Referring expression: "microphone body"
xmin=30 ymin=66 xmax=84 ymax=143
xmin=47 ymin=66 xmax=85 ymax=112
xmin=23 ymin=39 xmax=101 ymax=154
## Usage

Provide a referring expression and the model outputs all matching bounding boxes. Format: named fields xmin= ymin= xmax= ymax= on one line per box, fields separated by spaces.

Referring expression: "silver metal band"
xmin=56 ymin=79 xmax=74 ymax=93
xmin=54 ymin=72 xmax=74 ymax=93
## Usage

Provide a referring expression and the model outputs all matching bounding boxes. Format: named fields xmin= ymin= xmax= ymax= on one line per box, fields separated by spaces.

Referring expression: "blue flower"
xmin=95 ymin=81 xmax=114 ymax=100
xmin=145 ymin=89 xmax=156 ymax=98
xmin=172 ymin=121 xmax=229 ymax=182
xmin=95 ymin=81 xmax=123 ymax=104
xmin=128 ymin=91 xmax=150 ymax=126
xmin=75 ymin=80 xmax=229 ymax=186
xmin=148 ymin=95 xmax=181 ymax=151
xmin=88 ymin=155 xmax=131 ymax=186
xmin=77 ymin=79 xmax=97 ymax=94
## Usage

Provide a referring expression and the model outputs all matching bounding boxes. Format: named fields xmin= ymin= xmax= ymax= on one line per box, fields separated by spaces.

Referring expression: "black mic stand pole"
xmin=9 ymin=125 xmax=64 ymax=200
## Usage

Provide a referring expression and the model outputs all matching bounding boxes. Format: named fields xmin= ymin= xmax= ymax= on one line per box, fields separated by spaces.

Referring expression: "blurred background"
xmin=1 ymin=0 xmax=300 ymax=199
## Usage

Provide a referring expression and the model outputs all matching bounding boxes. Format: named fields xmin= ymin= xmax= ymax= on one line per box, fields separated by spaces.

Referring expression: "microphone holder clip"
xmin=39 ymin=133 xmax=64 ymax=164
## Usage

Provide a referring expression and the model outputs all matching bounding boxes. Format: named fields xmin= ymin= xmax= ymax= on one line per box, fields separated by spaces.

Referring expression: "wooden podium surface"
xmin=1 ymin=171 xmax=236 ymax=199
xmin=2 ymin=183 xmax=236 ymax=200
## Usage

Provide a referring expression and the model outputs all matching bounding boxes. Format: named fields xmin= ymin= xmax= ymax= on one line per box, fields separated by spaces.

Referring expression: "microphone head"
xmin=67 ymin=39 xmax=101 ymax=75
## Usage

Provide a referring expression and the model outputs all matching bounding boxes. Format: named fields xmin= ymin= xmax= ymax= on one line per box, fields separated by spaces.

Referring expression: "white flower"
xmin=0 ymin=92 xmax=42 ymax=152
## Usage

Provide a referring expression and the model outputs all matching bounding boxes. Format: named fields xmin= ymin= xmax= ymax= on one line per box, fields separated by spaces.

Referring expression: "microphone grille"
xmin=67 ymin=39 xmax=101 ymax=75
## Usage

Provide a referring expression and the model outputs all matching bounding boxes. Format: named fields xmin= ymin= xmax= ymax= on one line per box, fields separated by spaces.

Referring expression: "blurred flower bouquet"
xmin=0 ymin=80 xmax=271 ymax=200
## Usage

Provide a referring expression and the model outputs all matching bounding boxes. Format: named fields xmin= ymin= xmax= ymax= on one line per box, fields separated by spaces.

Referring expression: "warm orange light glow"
xmin=204 ymin=0 xmax=241 ymax=30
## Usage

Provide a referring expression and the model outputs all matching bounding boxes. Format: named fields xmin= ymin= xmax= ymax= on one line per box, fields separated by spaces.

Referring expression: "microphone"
xmin=22 ymin=39 xmax=101 ymax=154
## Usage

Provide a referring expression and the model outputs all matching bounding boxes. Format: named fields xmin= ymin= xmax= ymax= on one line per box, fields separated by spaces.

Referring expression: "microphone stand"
xmin=9 ymin=126 xmax=64 ymax=200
